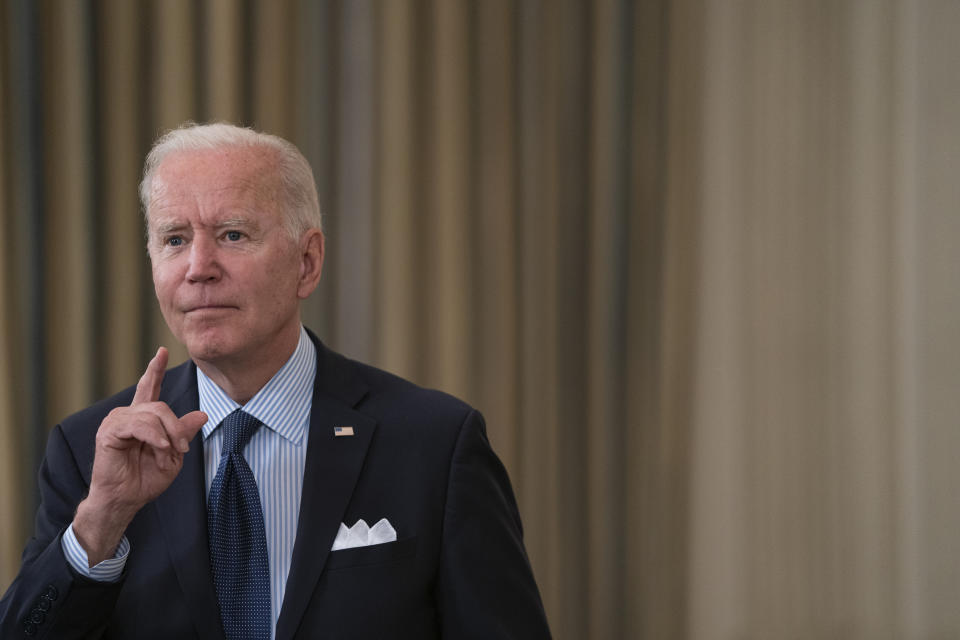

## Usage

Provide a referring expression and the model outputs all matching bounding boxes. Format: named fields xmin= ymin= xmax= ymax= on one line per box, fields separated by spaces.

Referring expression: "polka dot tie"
xmin=208 ymin=409 xmax=271 ymax=640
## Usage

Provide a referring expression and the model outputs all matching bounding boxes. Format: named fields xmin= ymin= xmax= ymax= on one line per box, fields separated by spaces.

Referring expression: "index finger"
xmin=132 ymin=347 xmax=169 ymax=405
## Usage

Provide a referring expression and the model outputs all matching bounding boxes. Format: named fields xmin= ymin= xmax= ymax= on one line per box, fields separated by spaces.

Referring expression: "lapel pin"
xmin=334 ymin=426 xmax=355 ymax=437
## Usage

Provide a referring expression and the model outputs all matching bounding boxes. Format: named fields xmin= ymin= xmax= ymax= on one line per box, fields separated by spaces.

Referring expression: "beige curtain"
xmin=0 ymin=0 xmax=22 ymax=594
xmin=2 ymin=1 xmax=959 ymax=638
xmin=685 ymin=1 xmax=960 ymax=637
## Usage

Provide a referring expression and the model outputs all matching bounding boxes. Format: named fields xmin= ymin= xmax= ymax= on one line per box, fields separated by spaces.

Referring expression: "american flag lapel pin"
xmin=334 ymin=426 xmax=355 ymax=437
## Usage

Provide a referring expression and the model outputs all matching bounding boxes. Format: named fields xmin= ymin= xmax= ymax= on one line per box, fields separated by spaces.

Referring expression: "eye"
xmin=166 ymin=236 xmax=184 ymax=247
xmin=225 ymin=230 xmax=244 ymax=242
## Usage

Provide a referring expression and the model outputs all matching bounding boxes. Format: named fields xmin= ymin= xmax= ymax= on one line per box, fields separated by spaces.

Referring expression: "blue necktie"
xmin=208 ymin=409 xmax=271 ymax=640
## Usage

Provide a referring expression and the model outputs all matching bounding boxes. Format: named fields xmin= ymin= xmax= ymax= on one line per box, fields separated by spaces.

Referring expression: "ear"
xmin=297 ymin=229 xmax=325 ymax=299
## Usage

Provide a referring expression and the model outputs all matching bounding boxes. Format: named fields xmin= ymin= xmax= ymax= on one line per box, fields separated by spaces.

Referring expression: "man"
xmin=0 ymin=123 xmax=550 ymax=639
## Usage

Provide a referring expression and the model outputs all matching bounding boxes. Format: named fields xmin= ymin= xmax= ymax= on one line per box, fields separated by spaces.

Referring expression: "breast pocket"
xmin=324 ymin=536 xmax=418 ymax=571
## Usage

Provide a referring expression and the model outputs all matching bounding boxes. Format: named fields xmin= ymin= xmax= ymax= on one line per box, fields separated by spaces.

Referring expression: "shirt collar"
xmin=198 ymin=325 xmax=317 ymax=445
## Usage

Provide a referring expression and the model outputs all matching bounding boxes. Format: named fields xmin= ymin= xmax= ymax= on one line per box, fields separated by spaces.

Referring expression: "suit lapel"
xmin=275 ymin=338 xmax=376 ymax=640
xmin=152 ymin=362 xmax=226 ymax=640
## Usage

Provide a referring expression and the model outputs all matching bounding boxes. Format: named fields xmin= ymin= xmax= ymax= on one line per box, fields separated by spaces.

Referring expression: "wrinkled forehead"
xmin=146 ymin=147 xmax=283 ymax=233
xmin=148 ymin=146 xmax=281 ymax=210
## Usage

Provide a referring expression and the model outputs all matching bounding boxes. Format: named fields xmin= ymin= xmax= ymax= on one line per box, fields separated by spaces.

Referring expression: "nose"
xmin=185 ymin=234 xmax=221 ymax=283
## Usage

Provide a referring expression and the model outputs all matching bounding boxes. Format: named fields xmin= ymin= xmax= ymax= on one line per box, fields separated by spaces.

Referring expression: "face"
xmin=146 ymin=146 xmax=323 ymax=369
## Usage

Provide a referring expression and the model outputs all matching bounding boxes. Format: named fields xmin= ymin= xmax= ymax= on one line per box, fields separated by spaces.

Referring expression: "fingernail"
xmin=179 ymin=438 xmax=189 ymax=452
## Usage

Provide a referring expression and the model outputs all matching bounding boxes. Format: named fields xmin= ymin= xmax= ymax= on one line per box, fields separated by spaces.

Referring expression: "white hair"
xmin=139 ymin=122 xmax=322 ymax=240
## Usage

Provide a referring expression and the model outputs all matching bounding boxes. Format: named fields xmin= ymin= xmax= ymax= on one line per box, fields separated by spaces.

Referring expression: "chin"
xmin=184 ymin=343 xmax=228 ymax=364
xmin=186 ymin=346 xmax=223 ymax=363
xmin=180 ymin=329 xmax=240 ymax=364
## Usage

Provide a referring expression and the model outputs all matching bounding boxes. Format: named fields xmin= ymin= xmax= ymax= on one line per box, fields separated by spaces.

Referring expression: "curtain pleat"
xmin=333 ymin=0 xmax=376 ymax=364
xmin=41 ymin=0 xmax=96 ymax=426
xmin=97 ymin=0 xmax=148 ymax=395
xmin=0 ymin=0 xmax=22 ymax=583
xmin=377 ymin=0 xmax=417 ymax=381
xmin=586 ymin=1 xmax=631 ymax=637
xmin=627 ymin=2 xmax=669 ymax=639
xmin=429 ymin=0 xmax=471 ymax=400
xmin=294 ymin=0 xmax=335 ymax=341
xmin=473 ymin=0 xmax=520 ymax=472
xmin=204 ymin=0 xmax=244 ymax=123
xmin=515 ymin=0 xmax=566 ymax=631
xmin=252 ymin=0 xmax=293 ymax=135
xmin=2 ymin=0 xmax=47 ymax=567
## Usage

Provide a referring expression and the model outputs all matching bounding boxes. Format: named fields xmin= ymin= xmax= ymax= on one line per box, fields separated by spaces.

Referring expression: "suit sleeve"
xmin=436 ymin=410 xmax=552 ymax=639
xmin=0 ymin=424 xmax=123 ymax=639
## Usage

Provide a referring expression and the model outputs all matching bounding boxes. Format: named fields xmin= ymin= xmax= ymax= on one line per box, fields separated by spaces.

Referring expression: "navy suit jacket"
xmin=0 ymin=332 xmax=550 ymax=639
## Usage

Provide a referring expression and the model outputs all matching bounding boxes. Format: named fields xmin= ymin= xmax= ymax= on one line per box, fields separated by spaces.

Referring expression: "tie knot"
xmin=220 ymin=410 xmax=262 ymax=456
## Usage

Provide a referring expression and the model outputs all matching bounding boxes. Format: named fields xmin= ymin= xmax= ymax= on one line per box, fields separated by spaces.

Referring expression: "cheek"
xmin=258 ymin=273 xmax=295 ymax=310
xmin=260 ymin=254 xmax=301 ymax=294
xmin=151 ymin=264 xmax=180 ymax=307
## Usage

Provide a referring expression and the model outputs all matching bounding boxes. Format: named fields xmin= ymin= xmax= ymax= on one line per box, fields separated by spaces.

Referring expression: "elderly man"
xmin=0 ymin=123 xmax=550 ymax=639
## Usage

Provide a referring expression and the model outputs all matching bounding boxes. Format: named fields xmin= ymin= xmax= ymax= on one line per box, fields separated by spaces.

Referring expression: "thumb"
xmin=174 ymin=411 xmax=208 ymax=452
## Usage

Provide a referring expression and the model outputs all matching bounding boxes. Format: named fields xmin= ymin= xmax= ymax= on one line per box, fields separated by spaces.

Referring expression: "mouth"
xmin=184 ymin=305 xmax=238 ymax=313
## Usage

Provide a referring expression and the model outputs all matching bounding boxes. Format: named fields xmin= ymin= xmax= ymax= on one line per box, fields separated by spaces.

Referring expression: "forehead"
xmin=148 ymin=147 xmax=281 ymax=223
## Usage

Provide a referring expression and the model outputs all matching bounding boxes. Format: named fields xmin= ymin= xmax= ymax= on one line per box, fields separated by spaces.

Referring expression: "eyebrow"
xmin=150 ymin=217 xmax=261 ymax=236
xmin=151 ymin=220 xmax=187 ymax=236
xmin=215 ymin=217 xmax=260 ymax=231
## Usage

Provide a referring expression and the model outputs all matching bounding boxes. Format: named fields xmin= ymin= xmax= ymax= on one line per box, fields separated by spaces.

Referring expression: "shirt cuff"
xmin=61 ymin=523 xmax=129 ymax=583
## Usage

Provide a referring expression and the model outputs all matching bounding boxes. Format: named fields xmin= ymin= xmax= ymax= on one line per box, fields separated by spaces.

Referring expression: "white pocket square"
xmin=331 ymin=518 xmax=397 ymax=551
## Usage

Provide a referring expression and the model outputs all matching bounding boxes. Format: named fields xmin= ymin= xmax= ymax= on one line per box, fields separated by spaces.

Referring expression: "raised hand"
xmin=72 ymin=348 xmax=208 ymax=565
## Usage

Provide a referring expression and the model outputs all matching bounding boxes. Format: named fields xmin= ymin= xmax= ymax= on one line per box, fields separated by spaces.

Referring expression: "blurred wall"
xmin=1 ymin=1 xmax=959 ymax=639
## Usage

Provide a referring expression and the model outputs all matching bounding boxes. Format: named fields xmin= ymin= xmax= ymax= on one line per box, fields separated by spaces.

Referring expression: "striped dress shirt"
xmin=63 ymin=326 xmax=316 ymax=639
